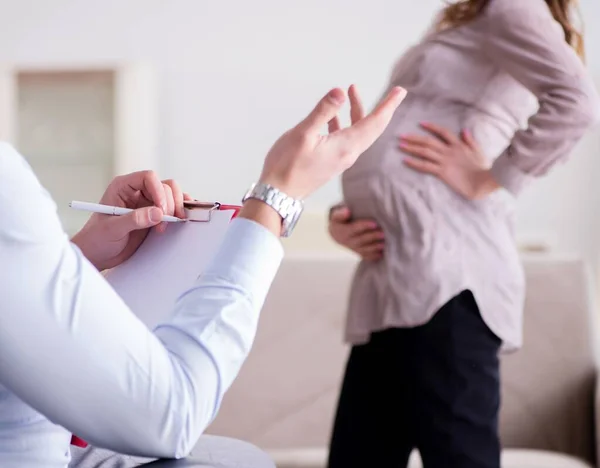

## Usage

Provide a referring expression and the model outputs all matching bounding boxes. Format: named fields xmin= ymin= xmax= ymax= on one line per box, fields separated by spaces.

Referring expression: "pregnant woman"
xmin=327 ymin=0 xmax=599 ymax=467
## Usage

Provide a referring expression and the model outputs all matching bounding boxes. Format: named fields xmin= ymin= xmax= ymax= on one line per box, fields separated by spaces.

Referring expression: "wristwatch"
xmin=242 ymin=182 xmax=304 ymax=237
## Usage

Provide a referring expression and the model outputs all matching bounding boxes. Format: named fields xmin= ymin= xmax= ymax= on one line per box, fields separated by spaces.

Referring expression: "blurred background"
xmin=2 ymin=2 xmax=600 ymax=466
xmin=0 ymin=0 xmax=599 ymax=261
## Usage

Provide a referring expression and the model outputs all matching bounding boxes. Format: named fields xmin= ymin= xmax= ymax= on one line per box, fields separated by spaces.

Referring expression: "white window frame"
xmin=0 ymin=62 xmax=158 ymax=175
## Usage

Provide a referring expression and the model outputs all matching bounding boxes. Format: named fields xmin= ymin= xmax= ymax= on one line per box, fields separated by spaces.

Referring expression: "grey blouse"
xmin=340 ymin=0 xmax=600 ymax=351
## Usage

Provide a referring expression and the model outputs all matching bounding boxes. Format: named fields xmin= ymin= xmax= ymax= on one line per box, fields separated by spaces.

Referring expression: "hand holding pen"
xmin=71 ymin=171 xmax=189 ymax=271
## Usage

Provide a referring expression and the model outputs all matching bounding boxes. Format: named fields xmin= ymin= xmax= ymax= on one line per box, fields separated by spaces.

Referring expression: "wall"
xmin=0 ymin=0 xmax=599 ymax=258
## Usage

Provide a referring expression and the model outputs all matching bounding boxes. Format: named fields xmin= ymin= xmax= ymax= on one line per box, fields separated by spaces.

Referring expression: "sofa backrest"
xmin=500 ymin=256 xmax=598 ymax=462
xmin=208 ymin=254 xmax=598 ymax=462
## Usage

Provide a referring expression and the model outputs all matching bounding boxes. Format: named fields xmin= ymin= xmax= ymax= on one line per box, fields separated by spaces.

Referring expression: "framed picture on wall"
xmin=0 ymin=63 xmax=158 ymax=235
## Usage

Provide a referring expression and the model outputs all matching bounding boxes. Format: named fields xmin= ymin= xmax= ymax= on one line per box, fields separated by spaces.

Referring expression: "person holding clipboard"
xmin=0 ymin=85 xmax=406 ymax=468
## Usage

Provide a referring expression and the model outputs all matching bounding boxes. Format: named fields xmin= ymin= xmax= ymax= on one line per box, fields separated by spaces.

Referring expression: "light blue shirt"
xmin=0 ymin=143 xmax=284 ymax=467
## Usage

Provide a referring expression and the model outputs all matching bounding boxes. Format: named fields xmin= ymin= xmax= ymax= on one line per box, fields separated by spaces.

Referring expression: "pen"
xmin=69 ymin=201 xmax=185 ymax=223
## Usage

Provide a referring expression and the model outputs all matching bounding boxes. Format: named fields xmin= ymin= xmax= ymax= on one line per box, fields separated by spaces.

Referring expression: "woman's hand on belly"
xmin=399 ymin=122 xmax=500 ymax=200
xmin=328 ymin=205 xmax=385 ymax=262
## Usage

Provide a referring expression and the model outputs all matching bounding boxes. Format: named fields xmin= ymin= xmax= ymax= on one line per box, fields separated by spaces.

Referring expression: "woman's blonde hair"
xmin=438 ymin=0 xmax=585 ymax=59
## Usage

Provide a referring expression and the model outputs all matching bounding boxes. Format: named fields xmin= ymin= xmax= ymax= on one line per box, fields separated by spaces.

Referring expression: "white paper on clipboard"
xmin=104 ymin=209 xmax=235 ymax=329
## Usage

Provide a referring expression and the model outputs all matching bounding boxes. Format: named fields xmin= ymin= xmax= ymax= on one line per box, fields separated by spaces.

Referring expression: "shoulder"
xmin=0 ymin=141 xmax=22 ymax=169
xmin=483 ymin=0 xmax=555 ymax=22
xmin=480 ymin=0 xmax=563 ymax=38
xmin=0 ymin=142 xmax=39 ymax=187
xmin=0 ymin=142 xmax=62 ymax=243
xmin=0 ymin=142 xmax=45 ymax=204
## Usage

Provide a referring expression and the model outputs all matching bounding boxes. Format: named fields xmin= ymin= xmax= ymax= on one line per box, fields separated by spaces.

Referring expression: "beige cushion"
xmin=499 ymin=257 xmax=597 ymax=461
xmin=266 ymin=448 xmax=419 ymax=468
xmin=268 ymin=448 xmax=592 ymax=468
xmin=502 ymin=449 xmax=593 ymax=467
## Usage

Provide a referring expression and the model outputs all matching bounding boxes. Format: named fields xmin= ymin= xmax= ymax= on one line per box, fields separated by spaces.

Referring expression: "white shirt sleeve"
xmin=0 ymin=143 xmax=283 ymax=458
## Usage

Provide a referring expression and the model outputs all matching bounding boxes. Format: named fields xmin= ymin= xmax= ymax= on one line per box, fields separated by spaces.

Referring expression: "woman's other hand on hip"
xmin=399 ymin=122 xmax=500 ymax=200
xmin=328 ymin=205 xmax=384 ymax=262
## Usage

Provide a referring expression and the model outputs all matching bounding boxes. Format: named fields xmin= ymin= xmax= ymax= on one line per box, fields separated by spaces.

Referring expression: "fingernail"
xmin=378 ymin=232 xmax=385 ymax=239
xmin=369 ymin=221 xmax=379 ymax=229
xmin=392 ymin=86 xmax=407 ymax=98
xmin=149 ymin=207 xmax=163 ymax=223
xmin=328 ymin=88 xmax=345 ymax=104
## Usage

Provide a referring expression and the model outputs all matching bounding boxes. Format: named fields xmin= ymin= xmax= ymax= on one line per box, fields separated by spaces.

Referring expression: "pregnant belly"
xmin=344 ymin=96 xmax=466 ymax=187
xmin=344 ymin=92 xmax=514 ymax=185
xmin=342 ymin=95 xmax=515 ymax=221
xmin=341 ymin=171 xmax=438 ymax=258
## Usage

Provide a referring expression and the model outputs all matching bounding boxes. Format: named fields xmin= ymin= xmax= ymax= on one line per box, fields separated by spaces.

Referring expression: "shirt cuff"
xmin=202 ymin=217 xmax=284 ymax=300
xmin=490 ymin=149 xmax=534 ymax=196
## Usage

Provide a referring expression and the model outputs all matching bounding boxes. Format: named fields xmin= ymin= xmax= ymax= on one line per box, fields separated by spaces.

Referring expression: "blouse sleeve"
xmin=481 ymin=0 xmax=600 ymax=195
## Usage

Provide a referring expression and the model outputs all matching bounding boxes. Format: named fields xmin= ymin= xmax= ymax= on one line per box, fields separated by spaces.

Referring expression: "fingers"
xmin=105 ymin=206 xmax=164 ymax=239
xmin=419 ymin=122 xmax=459 ymax=145
xmin=330 ymin=217 xmax=385 ymax=255
xmin=258 ymin=86 xmax=404 ymax=201
xmin=327 ymin=85 xmax=365 ymax=134
xmin=106 ymin=170 xmax=166 ymax=211
xmin=348 ymin=226 xmax=385 ymax=262
xmin=400 ymin=134 xmax=447 ymax=153
xmin=349 ymin=228 xmax=385 ymax=248
xmin=348 ymin=219 xmax=382 ymax=238
xmin=97 ymin=171 xmax=188 ymax=239
xmin=156 ymin=183 xmax=175 ymax=233
xmin=330 ymin=205 xmax=352 ymax=223
xmin=299 ymin=88 xmax=346 ymax=132
xmin=357 ymin=242 xmax=385 ymax=262
xmin=403 ymin=155 xmax=441 ymax=175
xmin=162 ymin=184 xmax=175 ymax=216
xmin=348 ymin=84 xmax=365 ymax=125
xmin=330 ymin=217 xmax=380 ymax=241
xmin=399 ymin=141 xmax=443 ymax=164
xmin=461 ymin=129 xmax=479 ymax=151
xmin=163 ymin=179 xmax=185 ymax=219
xmin=328 ymin=116 xmax=341 ymax=134
xmin=139 ymin=171 xmax=167 ymax=212
xmin=337 ymin=86 xmax=407 ymax=156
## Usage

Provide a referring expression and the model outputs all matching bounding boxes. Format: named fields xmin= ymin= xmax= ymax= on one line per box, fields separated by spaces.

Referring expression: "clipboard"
xmin=72 ymin=200 xmax=241 ymax=449
xmin=103 ymin=200 xmax=242 ymax=327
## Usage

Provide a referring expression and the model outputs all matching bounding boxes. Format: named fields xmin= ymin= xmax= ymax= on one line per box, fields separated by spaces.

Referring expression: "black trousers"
xmin=327 ymin=291 xmax=502 ymax=468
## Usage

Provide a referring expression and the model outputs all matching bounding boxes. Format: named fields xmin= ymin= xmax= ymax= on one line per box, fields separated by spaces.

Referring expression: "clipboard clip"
xmin=183 ymin=200 xmax=241 ymax=222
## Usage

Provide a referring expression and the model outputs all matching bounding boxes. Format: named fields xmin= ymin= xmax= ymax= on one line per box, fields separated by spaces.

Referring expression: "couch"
xmin=207 ymin=253 xmax=600 ymax=467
